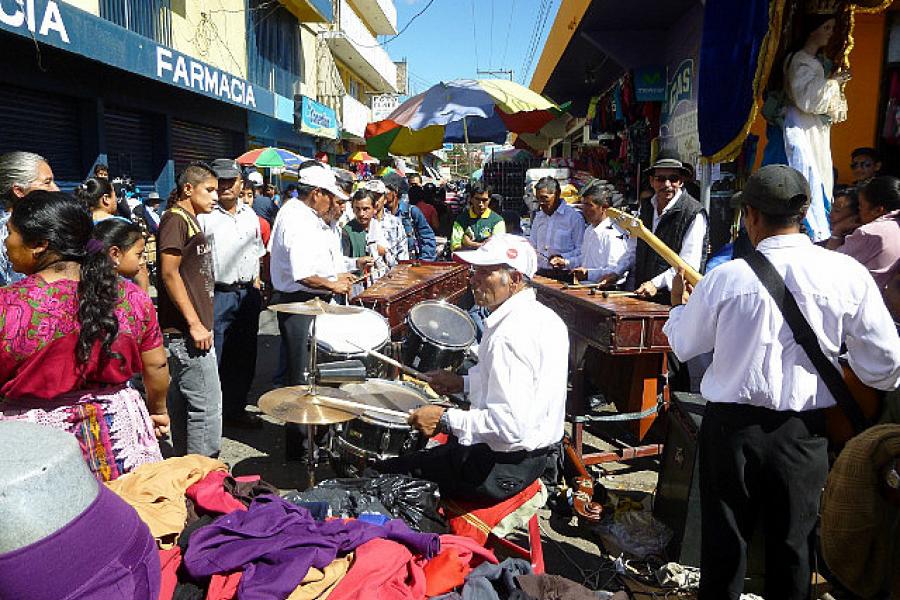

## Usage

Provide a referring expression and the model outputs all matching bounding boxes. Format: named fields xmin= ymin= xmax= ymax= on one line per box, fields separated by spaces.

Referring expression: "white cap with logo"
xmin=247 ymin=171 xmax=264 ymax=187
xmin=453 ymin=234 xmax=537 ymax=279
xmin=298 ymin=164 xmax=349 ymax=200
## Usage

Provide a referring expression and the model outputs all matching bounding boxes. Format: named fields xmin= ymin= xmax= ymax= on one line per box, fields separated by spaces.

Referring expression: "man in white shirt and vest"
xmin=529 ymin=176 xmax=585 ymax=274
xmin=376 ymin=234 xmax=568 ymax=502
xmin=664 ymin=165 xmax=900 ymax=600
xmin=622 ymin=157 xmax=708 ymax=303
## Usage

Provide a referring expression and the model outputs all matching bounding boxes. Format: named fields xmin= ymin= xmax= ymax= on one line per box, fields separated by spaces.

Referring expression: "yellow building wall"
xmin=297 ymin=24 xmax=318 ymax=99
xmin=529 ymin=0 xmax=592 ymax=95
xmin=170 ymin=0 xmax=248 ymax=79
xmin=749 ymin=10 xmax=889 ymax=183
xmin=63 ymin=0 xmax=99 ymax=15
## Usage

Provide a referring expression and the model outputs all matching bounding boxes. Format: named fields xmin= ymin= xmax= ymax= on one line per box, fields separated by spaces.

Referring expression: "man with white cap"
xmin=268 ymin=164 xmax=353 ymax=452
xmin=376 ymin=234 xmax=569 ymax=502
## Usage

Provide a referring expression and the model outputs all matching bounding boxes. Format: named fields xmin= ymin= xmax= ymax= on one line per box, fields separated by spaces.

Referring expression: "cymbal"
xmin=268 ymin=298 xmax=364 ymax=316
xmin=258 ymin=386 xmax=363 ymax=425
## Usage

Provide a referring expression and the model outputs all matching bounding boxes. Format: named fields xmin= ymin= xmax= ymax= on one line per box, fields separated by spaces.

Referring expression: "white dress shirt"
xmin=579 ymin=218 xmax=632 ymax=283
xmin=620 ymin=190 xmax=708 ymax=290
xmin=199 ymin=203 xmax=264 ymax=284
xmin=530 ymin=201 xmax=586 ymax=269
xmin=447 ymin=288 xmax=568 ymax=452
xmin=664 ymin=234 xmax=900 ymax=412
xmin=268 ymin=199 xmax=343 ymax=294
xmin=374 ymin=212 xmax=409 ymax=265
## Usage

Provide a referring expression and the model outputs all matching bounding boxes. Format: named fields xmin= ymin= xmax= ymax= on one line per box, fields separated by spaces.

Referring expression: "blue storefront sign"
xmin=297 ymin=97 xmax=338 ymax=140
xmin=0 ymin=0 xmax=291 ymax=123
xmin=634 ymin=66 xmax=666 ymax=103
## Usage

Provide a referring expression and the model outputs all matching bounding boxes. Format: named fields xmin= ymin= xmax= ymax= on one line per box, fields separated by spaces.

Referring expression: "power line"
xmin=501 ymin=0 xmax=516 ymax=66
xmin=518 ymin=0 xmax=547 ymax=83
xmin=470 ymin=0 xmax=479 ymax=74
xmin=519 ymin=0 xmax=555 ymax=84
xmin=341 ymin=0 xmax=438 ymax=49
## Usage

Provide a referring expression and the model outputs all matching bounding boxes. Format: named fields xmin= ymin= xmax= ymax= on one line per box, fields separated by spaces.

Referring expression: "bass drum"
xmin=332 ymin=380 xmax=429 ymax=477
xmin=401 ymin=300 xmax=475 ymax=372
xmin=315 ymin=308 xmax=391 ymax=378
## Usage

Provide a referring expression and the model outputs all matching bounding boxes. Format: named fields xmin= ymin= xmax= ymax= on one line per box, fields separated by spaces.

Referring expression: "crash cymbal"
xmin=268 ymin=298 xmax=364 ymax=316
xmin=258 ymin=386 xmax=362 ymax=425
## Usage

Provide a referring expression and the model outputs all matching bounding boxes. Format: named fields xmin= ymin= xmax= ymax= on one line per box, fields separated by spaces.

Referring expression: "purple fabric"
xmin=183 ymin=494 xmax=440 ymax=600
xmin=837 ymin=210 xmax=900 ymax=288
xmin=0 ymin=485 xmax=160 ymax=600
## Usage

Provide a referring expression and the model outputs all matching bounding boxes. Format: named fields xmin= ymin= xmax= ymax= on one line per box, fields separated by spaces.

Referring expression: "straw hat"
xmin=821 ymin=424 xmax=900 ymax=598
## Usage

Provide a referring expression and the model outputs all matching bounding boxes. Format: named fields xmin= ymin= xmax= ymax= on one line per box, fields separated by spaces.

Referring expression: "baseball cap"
xmin=364 ymin=179 xmax=387 ymax=195
xmin=210 ymin=158 xmax=241 ymax=179
xmin=740 ymin=165 xmax=810 ymax=216
xmin=298 ymin=163 xmax=348 ymax=200
xmin=247 ymin=171 xmax=264 ymax=187
xmin=454 ymin=234 xmax=537 ymax=279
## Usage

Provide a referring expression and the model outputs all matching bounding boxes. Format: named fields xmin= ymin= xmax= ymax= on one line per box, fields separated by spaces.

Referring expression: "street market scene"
xmin=1 ymin=0 xmax=900 ymax=598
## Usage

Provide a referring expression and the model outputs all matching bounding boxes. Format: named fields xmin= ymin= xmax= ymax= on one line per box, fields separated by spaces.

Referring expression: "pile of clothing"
xmin=104 ymin=456 xmax=602 ymax=599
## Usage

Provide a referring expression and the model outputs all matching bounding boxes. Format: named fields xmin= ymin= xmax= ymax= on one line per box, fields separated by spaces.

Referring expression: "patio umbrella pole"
xmin=463 ymin=116 xmax=472 ymax=178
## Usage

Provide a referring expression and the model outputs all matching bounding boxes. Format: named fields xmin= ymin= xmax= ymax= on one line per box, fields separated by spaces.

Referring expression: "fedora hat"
xmin=646 ymin=157 xmax=692 ymax=177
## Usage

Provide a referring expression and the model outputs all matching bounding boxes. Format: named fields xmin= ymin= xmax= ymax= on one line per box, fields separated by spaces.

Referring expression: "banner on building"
xmin=371 ymin=95 xmax=400 ymax=122
xmin=297 ymin=96 xmax=338 ymax=139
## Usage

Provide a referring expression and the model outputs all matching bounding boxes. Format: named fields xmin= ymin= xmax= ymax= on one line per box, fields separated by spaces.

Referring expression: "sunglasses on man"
xmin=652 ymin=174 xmax=682 ymax=184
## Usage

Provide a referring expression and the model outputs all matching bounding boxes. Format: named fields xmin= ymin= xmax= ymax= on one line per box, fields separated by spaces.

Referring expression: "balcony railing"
xmin=323 ymin=0 xmax=398 ymax=94
xmin=348 ymin=0 xmax=397 ymax=35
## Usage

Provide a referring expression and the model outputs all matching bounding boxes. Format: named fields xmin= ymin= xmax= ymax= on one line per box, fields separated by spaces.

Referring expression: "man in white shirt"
xmin=571 ymin=180 xmax=632 ymax=284
xmin=529 ymin=177 xmax=585 ymax=273
xmin=377 ymin=234 xmax=569 ymax=502
xmin=663 ymin=165 xmax=900 ymax=600
xmin=620 ymin=158 xmax=708 ymax=302
xmin=367 ymin=179 xmax=408 ymax=266
xmin=268 ymin=163 xmax=353 ymax=388
xmin=199 ymin=159 xmax=266 ymax=429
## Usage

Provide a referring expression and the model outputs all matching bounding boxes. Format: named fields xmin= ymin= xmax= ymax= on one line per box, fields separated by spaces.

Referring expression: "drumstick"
xmin=313 ymin=395 xmax=410 ymax=419
xmin=342 ymin=339 xmax=431 ymax=381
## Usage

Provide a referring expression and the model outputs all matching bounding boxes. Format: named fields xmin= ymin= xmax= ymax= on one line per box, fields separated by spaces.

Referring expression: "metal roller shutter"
xmin=105 ymin=107 xmax=155 ymax=182
xmin=0 ymin=86 xmax=82 ymax=182
xmin=171 ymin=119 xmax=241 ymax=175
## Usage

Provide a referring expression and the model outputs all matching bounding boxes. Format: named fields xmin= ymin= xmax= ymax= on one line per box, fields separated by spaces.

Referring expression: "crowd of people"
xmin=0 ymin=140 xmax=899 ymax=599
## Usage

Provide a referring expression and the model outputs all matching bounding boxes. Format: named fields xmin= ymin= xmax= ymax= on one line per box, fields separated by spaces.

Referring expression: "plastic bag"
xmin=284 ymin=474 xmax=447 ymax=533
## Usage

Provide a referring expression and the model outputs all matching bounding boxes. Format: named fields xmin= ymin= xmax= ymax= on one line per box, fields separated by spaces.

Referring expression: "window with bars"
xmin=247 ymin=0 xmax=303 ymax=97
xmin=99 ymin=0 xmax=173 ymax=46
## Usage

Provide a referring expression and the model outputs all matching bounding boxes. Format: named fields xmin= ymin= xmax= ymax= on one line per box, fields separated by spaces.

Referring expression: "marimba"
xmin=351 ymin=261 xmax=469 ymax=338
xmin=532 ymin=276 xmax=670 ymax=465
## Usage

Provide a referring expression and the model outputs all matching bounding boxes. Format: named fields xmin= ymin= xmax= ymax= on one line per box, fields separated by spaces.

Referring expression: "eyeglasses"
xmin=851 ymin=160 xmax=874 ymax=169
xmin=652 ymin=175 xmax=682 ymax=184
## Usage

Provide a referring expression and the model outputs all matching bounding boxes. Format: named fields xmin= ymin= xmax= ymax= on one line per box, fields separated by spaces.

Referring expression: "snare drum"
xmin=315 ymin=308 xmax=391 ymax=378
xmin=401 ymin=300 xmax=476 ymax=372
xmin=332 ymin=379 xmax=429 ymax=477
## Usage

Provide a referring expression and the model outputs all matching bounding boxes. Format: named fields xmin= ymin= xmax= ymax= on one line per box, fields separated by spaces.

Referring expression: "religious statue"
xmin=781 ymin=1 xmax=850 ymax=242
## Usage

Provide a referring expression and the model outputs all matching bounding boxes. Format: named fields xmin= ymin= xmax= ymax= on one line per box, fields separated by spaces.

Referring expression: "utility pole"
xmin=477 ymin=69 xmax=514 ymax=81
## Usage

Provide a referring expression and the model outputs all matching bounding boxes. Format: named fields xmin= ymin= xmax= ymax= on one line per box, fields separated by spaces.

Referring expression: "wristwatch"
xmin=436 ymin=410 xmax=451 ymax=435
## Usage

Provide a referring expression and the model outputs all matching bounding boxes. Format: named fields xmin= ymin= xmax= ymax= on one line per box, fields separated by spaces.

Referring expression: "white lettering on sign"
xmin=0 ymin=0 xmax=69 ymax=43
xmin=155 ymin=45 xmax=257 ymax=109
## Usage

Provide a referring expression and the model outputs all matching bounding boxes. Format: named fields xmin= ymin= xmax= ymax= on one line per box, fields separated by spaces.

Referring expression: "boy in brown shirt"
xmin=157 ymin=163 xmax=221 ymax=456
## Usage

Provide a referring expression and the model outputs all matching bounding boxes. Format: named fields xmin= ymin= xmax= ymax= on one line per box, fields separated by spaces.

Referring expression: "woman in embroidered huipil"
xmin=0 ymin=191 xmax=169 ymax=481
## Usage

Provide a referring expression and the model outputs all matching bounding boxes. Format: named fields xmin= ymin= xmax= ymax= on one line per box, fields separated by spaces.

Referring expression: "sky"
xmin=379 ymin=0 xmax=561 ymax=97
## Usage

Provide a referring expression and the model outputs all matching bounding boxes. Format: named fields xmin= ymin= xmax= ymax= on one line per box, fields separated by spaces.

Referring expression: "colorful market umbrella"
xmin=365 ymin=79 xmax=569 ymax=158
xmin=348 ymin=151 xmax=379 ymax=164
xmin=236 ymin=147 xmax=306 ymax=169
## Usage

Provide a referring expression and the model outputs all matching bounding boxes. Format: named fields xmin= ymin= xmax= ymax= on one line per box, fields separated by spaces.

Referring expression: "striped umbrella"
xmin=236 ymin=147 xmax=307 ymax=169
xmin=365 ymin=79 xmax=569 ymax=158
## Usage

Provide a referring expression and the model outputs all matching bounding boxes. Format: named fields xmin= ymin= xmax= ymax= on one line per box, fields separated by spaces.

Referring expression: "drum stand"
xmin=305 ymin=316 xmax=320 ymax=488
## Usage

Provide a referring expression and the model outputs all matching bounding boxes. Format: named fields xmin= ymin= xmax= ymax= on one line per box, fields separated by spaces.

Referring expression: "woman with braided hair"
xmin=0 ymin=191 xmax=168 ymax=481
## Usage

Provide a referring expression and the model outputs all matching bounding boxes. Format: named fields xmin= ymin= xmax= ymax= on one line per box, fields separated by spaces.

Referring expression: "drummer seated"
xmin=571 ymin=180 xmax=633 ymax=287
xmin=375 ymin=234 xmax=568 ymax=503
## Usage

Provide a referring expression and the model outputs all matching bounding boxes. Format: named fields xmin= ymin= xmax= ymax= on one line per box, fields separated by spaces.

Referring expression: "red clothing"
xmin=258 ymin=216 xmax=271 ymax=247
xmin=329 ymin=538 xmax=426 ymax=600
xmin=415 ymin=201 xmax=440 ymax=231
xmin=158 ymin=548 xmax=182 ymax=600
xmin=186 ymin=470 xmax=248 ymax=516
xmin=0 ymin=276 xmax=162 ymax=400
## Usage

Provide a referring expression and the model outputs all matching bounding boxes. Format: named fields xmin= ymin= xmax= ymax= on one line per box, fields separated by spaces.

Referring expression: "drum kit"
xmin=260 ymin=297 xmax=476 ymax=485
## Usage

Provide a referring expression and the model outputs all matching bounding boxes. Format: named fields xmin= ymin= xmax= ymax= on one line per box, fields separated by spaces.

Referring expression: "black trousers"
xmin=271 ymin=289 xmax=330 ymax=459
xmin=698 ymin=402 xmax=828 ymax=600
xmin=375 ymin=438 xmax=552 ymax=503
xmin=213 ymin=286 xmax=261 ymax=420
